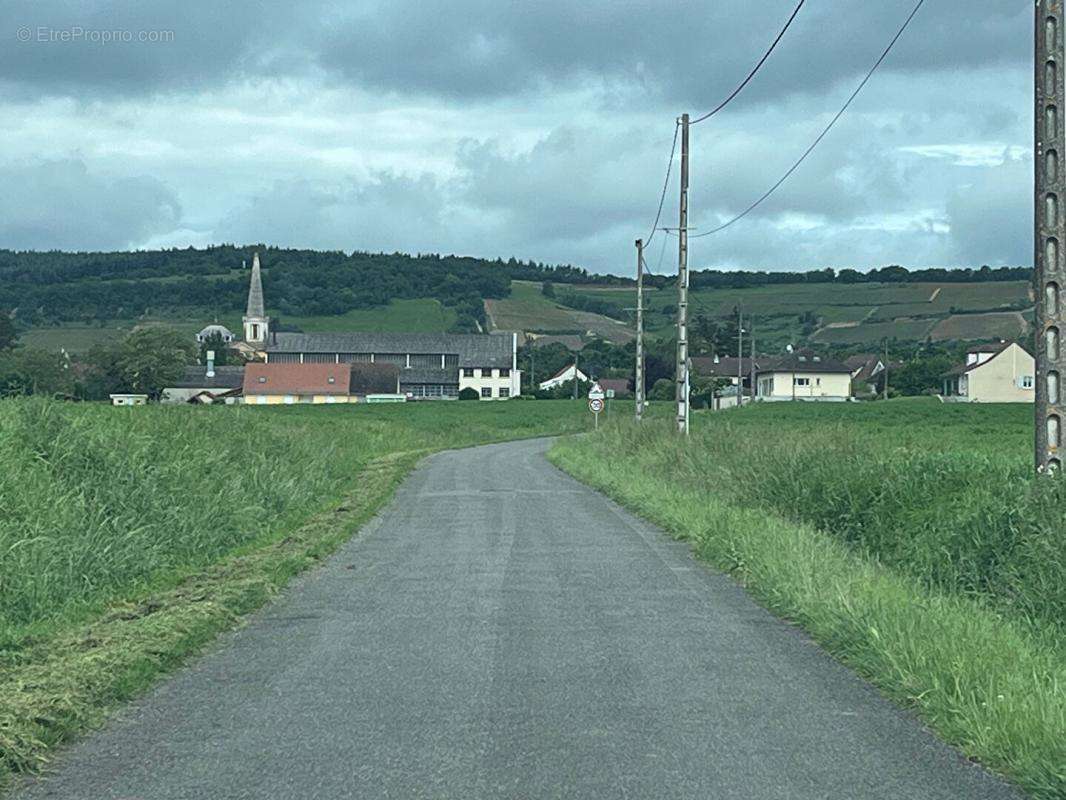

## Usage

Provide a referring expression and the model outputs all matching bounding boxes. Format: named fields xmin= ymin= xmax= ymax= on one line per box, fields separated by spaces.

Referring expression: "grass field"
xmin=550 ymin=401 xmax=1065 ymax=799
xmin=0 ymin=398 xmax=592 ymax=784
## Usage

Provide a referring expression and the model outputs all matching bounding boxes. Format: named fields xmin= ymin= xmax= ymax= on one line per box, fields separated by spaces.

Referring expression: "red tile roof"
xmin=243 ymin=363 xmax=352 ymax=396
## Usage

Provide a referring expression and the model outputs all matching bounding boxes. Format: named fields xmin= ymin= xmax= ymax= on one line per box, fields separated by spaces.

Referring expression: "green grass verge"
xmin=0 ymin=398 xmax=591 ymax=787
xmin=549 ymin=405 xmax=1065 ymax=799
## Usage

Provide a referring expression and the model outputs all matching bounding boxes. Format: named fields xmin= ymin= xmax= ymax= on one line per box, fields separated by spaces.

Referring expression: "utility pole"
xmin=737 ymin=309 xmax=743 ymax=407
xmin=529 ymin=349 xmax=535 ymax=396
xmin=573 ymin=353 xmax=580 ymax=401
xmin=883 ymin=338 xmax=889 ymax=401
xmin=676 ymin=113 xmax=691 ymax=435
xmin=750 ymin=318 xmax=757 ymax=403
xmin=1036 ymin=0 xmax=1066 ymax=471
xmin=635 ymin=238 xmax=646 ymax=421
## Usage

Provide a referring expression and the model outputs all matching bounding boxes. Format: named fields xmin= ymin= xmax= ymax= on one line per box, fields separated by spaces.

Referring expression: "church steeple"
xmin=243 ymin=252 xmax=270 ymax=344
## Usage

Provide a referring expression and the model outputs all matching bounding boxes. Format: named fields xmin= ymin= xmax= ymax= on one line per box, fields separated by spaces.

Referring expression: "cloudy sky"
xmin=0 ymin=0 xmax=1032 ymax=275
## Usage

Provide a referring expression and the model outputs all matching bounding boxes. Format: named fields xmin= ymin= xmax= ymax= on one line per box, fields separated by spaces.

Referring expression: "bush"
xmin=458 ymin=387 xmax=480 ymax=400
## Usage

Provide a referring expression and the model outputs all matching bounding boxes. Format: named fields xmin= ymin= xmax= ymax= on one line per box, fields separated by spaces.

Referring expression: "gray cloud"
xmin=0 ymin=0 xmax=1039 ymax=274
xmin=0 ymin=159 xmax=181 ymax=250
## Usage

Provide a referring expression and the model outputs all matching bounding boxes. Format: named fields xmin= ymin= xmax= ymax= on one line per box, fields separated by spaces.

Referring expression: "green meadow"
xmin=0 ymin=398 xmax=590 ymax=783
xmin=550 ymin=400 xmax=1065 ymax=799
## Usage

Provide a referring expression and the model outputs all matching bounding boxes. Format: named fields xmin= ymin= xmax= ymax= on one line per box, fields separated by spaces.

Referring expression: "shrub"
xmin=458 ymin=387 xmax=480 ymax=400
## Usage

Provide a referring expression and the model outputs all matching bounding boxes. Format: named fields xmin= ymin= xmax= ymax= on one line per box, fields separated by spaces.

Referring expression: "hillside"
xmin=1 ymin=246 xmax=1035 ymax=352
xmin=524 ymin=278 xmax=1032 ymax=351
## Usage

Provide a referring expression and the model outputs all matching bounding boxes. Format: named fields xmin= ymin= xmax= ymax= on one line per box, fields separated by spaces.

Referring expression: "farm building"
xmin=236 ymin=253 xmax=520 ymax=400
xmin=941 ymin=342 xmax=1034 ymax=403
xmin=755 ymin=352 xmax=853 ymax=402
xmin=539 ymin=363 xmax=588 ymax=391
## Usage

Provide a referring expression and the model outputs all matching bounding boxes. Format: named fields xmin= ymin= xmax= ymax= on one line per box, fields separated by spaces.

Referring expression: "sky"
xmin=0 ymin=0 xmax=1034 ymax=275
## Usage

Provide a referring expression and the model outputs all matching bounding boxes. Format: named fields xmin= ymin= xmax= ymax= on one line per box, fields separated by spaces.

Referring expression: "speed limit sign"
xmin=589 ymin=398 xmax=604 ymax=413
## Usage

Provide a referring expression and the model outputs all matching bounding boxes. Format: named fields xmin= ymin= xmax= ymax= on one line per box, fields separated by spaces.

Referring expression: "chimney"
xmin=206 ymin=350 xmax=216 ymax=378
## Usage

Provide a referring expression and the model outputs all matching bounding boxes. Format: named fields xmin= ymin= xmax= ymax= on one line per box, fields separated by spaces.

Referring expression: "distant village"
xmin=109 ymin=253 xmax=1036 ymax=409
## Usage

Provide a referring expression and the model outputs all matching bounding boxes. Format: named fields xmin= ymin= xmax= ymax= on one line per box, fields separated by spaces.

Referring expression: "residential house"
xmin=755 ymin=352 xmax=853 ymax=401
xmin=162 ymin=353 xmax=245 ymax=405
xmin=196 ymin=324 xmax=236 ymax=344
xmin=539 ymin=363 xmax=589 ymax=391
xmin=243 ymin=362 xmax=402 ymax=405
xmin=243 ymin=363 xmax=355 ymax=405
xmin=844 ymin=353 xmax=887 ymax=397
xmin=941 ymin=342 xmax=1034 ymax=403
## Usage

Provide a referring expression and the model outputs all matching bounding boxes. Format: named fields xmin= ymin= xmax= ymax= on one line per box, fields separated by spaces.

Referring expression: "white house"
xmin=538 ymin=363 xmax=589 ymax=391
xmin=942 ymin=342 xmax=1034 ymax=403
xmin=110 ymin=394 xmax=148 ymax=406
xmin=755 ymin=352 xmax=853 ymax=402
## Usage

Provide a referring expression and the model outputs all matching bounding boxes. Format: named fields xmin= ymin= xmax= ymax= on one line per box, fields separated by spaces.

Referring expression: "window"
xmin=795 ymin=377 xmax=810 ymax=387
xmin=327 ymin=376 xmax=336 ymax=384
xmin=500 ymin=387 xmax=510 ymax=398
xmin=481 ymin=387 xmax=493 ymax=398
xmin=499 ymin=368 xmax=510 ymax=378
xmin=258 ymin=376 xmax=267 ymax=383
xmin=816 ymin=378 xmax=821 ymax=387
xmin=462 ymin=367 xmax=474 ymax=378
xmin=1023 ymin=375 xmax=1035 ymax=389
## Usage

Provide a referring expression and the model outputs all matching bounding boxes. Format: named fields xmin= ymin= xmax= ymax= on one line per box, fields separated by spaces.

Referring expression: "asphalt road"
xmin=18 ymin=438 xmax=1020 ymax=799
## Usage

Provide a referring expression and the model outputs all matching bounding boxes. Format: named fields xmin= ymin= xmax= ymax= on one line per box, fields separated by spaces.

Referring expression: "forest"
xmin=0 ymin=246 xmax=600 ymax=331
xmin=0 ymin=245 xmax=1032 ymax=333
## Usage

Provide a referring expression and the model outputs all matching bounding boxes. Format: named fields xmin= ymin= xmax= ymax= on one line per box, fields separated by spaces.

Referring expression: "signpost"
xmin=588 ymin=383 xmax=605 ymax=429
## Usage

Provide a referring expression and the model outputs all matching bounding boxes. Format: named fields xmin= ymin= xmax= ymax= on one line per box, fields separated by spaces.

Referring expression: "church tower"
xmin=242 ymin=252 xmax=270 ymax=345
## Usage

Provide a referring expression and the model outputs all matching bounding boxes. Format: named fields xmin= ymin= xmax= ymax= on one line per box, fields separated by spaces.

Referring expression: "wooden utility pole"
xmin=573 ymin=353 xmax=579 ymax=400
xmin=1036 ymin=0 xmax=1066 ymax=471
xmin=635 ymin=238 xmax=646 ymax=421
xmin=676 ymin=113 xmax=691 ymax=435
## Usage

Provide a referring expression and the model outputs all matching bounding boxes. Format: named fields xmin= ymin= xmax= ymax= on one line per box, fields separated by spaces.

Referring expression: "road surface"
xmin=17 ymin=439 xmax=1019 ymax=799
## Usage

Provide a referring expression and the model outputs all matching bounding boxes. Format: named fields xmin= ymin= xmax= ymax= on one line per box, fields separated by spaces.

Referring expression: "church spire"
xmin=246 ymin=252 xmax=265 ymax=318
xmin=243 ymin=252 xmax=270 ymax=345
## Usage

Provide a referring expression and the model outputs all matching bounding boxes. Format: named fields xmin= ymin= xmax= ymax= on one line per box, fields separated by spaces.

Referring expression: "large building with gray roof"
xmin=244 ymin=255 xmax=521 ymax=399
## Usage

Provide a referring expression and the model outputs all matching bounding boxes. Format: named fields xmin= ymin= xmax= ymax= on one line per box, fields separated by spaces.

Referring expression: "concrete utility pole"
xmin=676 ymin=113 xmax=691 ymax=435
xmin=750 ymin=318 xmax=757 ymax=402
xmin=737 ymin=309 xmax=744 ymax=407
xmin=1036 ymin=0 xmax=1066 ymax=471
xmin=635 ymin=238 xmax=646 ymax=421
xmin=883 ymin=338 xmax=890 ymax=401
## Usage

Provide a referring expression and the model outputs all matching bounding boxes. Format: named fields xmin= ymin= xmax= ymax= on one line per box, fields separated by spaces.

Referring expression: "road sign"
xmin=588 ymin=383 xmax=605 ymax=401
xmin=605 ymin=389 xmax=615 ymax=399
xmin=589 ymin=398 xmax=604 ymax=413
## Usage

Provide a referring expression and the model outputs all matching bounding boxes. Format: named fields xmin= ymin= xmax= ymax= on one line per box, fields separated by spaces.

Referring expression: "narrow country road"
xmin=17 ymin=439 xmax=1019 ymax=800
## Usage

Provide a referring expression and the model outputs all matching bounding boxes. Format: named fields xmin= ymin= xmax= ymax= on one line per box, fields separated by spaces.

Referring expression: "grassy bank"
xmin=550 ymin=400 xmax=1065 ymax=799
xmin=0 ymin=397 xmax=589 ymax=784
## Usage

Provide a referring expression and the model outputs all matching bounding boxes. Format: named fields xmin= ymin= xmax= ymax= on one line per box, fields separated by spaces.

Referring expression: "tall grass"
xmin=550 ymin=399 xmax=1066 ymax=797
xmin=0 ymin=398 xmax=590 ymax=651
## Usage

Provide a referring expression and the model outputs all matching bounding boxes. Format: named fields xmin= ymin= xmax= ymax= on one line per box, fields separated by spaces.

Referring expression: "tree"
xmin=85 ymin=328 xmax=196 ymax=400
xmin=0 ymin=313 xmax=16 ymax=351
xmin=648 ymin=378 xmax=674 ymax=401
xmin=541 ymin=281 xmax=556 ymax=299
xmin=0 ymin=348 xmax=74 ymax=397
xmin=458 ymin=387 xmax=480 ymax=400
xmin=892 ymin=355 xmax=955 ymax=396
xmin=198 ymin=332 xmax=235 ymax=366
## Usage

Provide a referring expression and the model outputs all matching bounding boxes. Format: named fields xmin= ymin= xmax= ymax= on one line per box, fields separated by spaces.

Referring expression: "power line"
xmin=644 ymin=119 xmax=681 ymax=247
xmin=691 ymin=0 xmax=926 ymax=239
xmin=691 ymin=0 xmax=807 ymax=125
